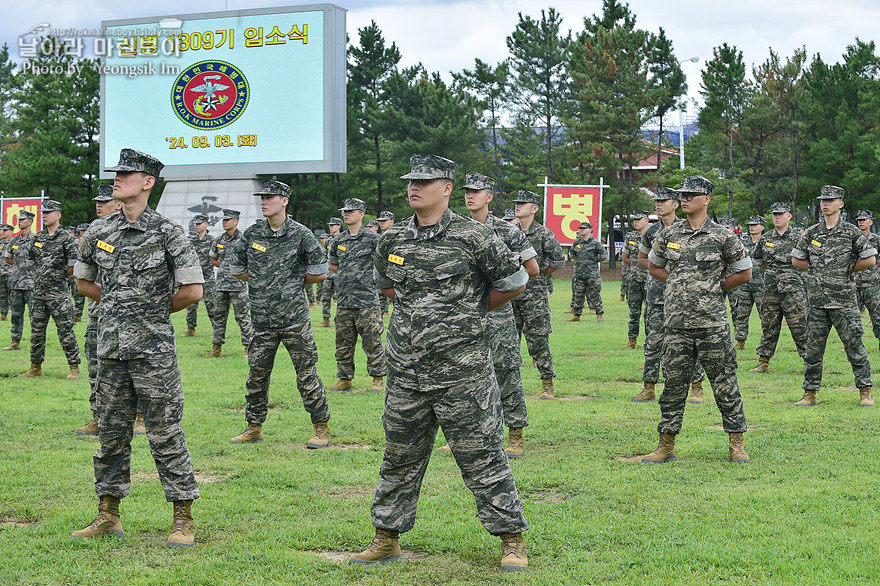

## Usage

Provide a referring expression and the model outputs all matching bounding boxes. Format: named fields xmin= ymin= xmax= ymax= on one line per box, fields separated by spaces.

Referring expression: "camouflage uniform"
xmin=568 ymin=230 xmax=607 ymax=316
xmin=371 ymin=156 xmax=529 ymax=537
xmin=853 ymin=210 xmax=880 ymax=341
xmin=328 ymin=199 xmax=386 ymax=381
xmin=0 ymin=227 xmax=12 ymax=317
xmin=185 ymin=228 xmax=216 ymax=331
xmin=622 ymin=227 xmax=648 ymax=339
xmin=620 ymin=254 xmax=629 ymax=301
xmin=733 ymin=221 xmax=766 ymax=343
xmin=648 ymin=214 xmax=751 ymax=435
xmin=74 ymin=204 xmax=201 ymax=503
xmin=229 ymin=195 xmax=330 ymax=426
xmin=210 ymin=224 xmax=254 ymax=348
xmin=5 ymin=227 xmax=36 ymax=342
xmin=321 ymin=219 xmax=342 ymax=320
xmin=69 ymin=275 xmax=85 ymax=318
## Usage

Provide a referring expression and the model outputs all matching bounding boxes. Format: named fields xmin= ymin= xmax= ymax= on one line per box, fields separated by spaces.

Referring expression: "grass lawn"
xmin=1 ymin=279 xmax=879 ymax=585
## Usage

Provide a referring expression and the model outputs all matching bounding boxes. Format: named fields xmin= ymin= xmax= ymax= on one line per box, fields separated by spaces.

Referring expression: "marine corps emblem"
xmin=171 ymin=60 xmax=250 ymax=130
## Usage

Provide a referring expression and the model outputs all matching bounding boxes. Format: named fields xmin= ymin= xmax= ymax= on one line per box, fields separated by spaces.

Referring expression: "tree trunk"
xmin=374 ymin=135 xmax=383 ymax=213
xmin=656 ymin=117 xmax=664 ymax=189
xmin=727 ymin=124 xmax=734 ymax=219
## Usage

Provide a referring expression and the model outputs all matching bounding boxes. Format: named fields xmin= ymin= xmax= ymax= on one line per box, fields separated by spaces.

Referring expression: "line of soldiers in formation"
xmin=1 ymin=149 xmax=875 ymax=573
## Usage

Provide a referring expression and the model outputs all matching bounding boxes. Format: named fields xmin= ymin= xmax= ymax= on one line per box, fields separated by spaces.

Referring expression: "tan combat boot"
xmin=18 ymin=363 xmax=42 ymax=378
xmin=505 ymin=428 xmax=525 ymax=459
xmin=563 ymin=308 xmax=574 ymax=314
xmin=735 ymin=340 xmax=745 ymax=351
xmin=2 ymin=339 xmax=21 ymax=351
xmin=166 ymin=501 xmax=194 ymax=548
xmin=243 ymin=345 xmax=249 ymax=360
xmin=75 ymin=412 xmax=99 ymax=436
xmin=750 ymin=356 xmax=770 ymax=373
xmin=619 ymin=294 xmax=626 ymax=302
xmin=75 ymin=315 xmax=82 ymax=323
xmin=306 ymin=421 xmax=331 ymax=449
xmin=539 ymin=378 xmax=554 ymax=400
xmin=566 ymin=314 xmax=580 ymax=322
xmin=859 ymin=386 xmax=874 ymax=407
xmin=230 ymin=423 xmax=263 ymax=444
xmin=622 ymin=337 xmax=637 ymax=349
xmin=641 ymin=433 xmax=677 ymax=464
xmin=500 ymin=532 xmax=527 ymax=571
xmin=317 ymin=318 xmax=331 ymax=328
xmin=182 ymin=327 xmax=196 ymax=337
xmin=67 ymin=364 xmax=80 ymax=380
xmin=436 ymin=443 xmax=452 ymax=454
xmin=133 ymin=414 xmax=146 ymax=435
xmin=368 ymin=376 xmax=384 ymax=392
xmin=206 ymin=344 xmax=222 ymax=358
xmin=349 ymin=528 xmax=402 ymax=565
xmin=795 ymin=391 xmax=818 ymax=407
xmin=71 ymin=496 xmax=124 ymax=539
xmin=632 ymin=382 xmax=656 ymax=402
xmin=0 ymin=314 xmax=6 ymax=321
xmin=596 ymin=313 xmax=604 ymax=322
xmin=688 ymin=381 xmax=704 ymax=404
xmin=729 ymin=432 xmax=749 ymax=463
xmin=329 ymin=379 xmax=352 ymax=391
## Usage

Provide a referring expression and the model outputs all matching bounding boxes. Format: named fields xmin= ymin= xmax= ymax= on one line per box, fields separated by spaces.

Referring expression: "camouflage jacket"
xmin=569 ymin=236 xmax=607 ymax=278
xmin=517 ymin=219 xmax=565 ymax=302
xmin=26 ymin=227 xmax=79 ymax=299
xmin=373 ymin=208 xmax=528 ymax=394
xmin=74 ymin=207 xmax=204 ymax=360
xmin=621 ymin=230 xmax=648 ymax=283
xmin=639 ymin=218 xmax=684 ymax=305
xmin=324 ymin=236 xmax=338 ymax=282
xmin=649 ymin=218 xmax=752 ymax=329
xmin=229 ymin=215 xmax=327 ymax=329
xmin=738 ymin=234 xmax=765 ymax=292
xmin=751 ymin=227 xmax=803 ymax=294
xmin=190 ymin=232 xmax=215 ymax=283
xmin=854 ymin=231 xmax=880 ymax=285
xmin=210 ymin=229 xmax=247 ymax=292
xmin=0 ymin=239 xmax=11 ymax=275
xmin=4 ymin=232 xmax=36 ymax=290
xmin=793 ymin=219 xmax=877 ymax=309
xmin=328 ymin=226 xmax=380 ymax=308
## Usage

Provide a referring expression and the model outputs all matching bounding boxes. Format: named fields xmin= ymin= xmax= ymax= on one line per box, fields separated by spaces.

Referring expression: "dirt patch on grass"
xmin=556 ymin=395 xmax=593 ymax=402
xmin=335 ymin=443 xmax=374 ymax=450
xmin=0 ymin=517 xmax=36 ymax=527
xmin=327 ymin=485 xmax=375 ymax=497
xmin=131 ymin=470 xmax=231 ymax=483
xmin=316 ymin=550 xmax=426 ymax=563
xmin=707 ymin=424 xmax=768 ymax=432
xmin=228 ymin=404 xmax=284 ymax=413
xmin=522 ymin=490 xmax=570 ymax=503
xmin=617 ymin=455 xmax=646 ymax=463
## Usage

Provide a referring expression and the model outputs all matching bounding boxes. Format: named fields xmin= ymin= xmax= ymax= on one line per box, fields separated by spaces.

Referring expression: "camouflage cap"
xmin=461 ymin=172 xmax=495 ymax=191
xmin=378 ymin=211 xmax=395 ymax=221
xmin=502 ymin=208 xmax=516 ymax=220
xmin=193 ymin=213 xmax=209 ymax=223
xmin=313 ymin=228 xmax=326 ymax=237
xmin=77 ymin=223 xmax=90 ymax=231
xmin=41 ymin=199 xmax=62 ymax=212
xmin=578 ymin=221 xmax=592 ymax=230
xmin=328 ymin=217 xmax=343 ymax=226
xmin=0 ymin=224 xmax=13 ymax=230
xmin=105 ymin=148 xmax=164 ymax=177
xmin=817 ymin=185 xmax=845 ymax=200
xmin=652 ymin=187 xmax=681 ymax=201
xmin=400 ymin=154 xmax=457 ymax=181
xmin=513 ymin=190 xmax=541 ymax=204
xmin=17 ymin=210 xmax=35 ymax=221
xmin=748 ymin=215 xmax=765 ymax=226
xmin=770 ymin=201 xmax=791 ymax=214
xmin=676 ymin=175 xmax=714 ymax=196
xmin=93 ymin=184 xmax=115 ymax=201
xmin=222 ymin=208 xmax=241 ymax=220
xmin=718 ymin=217 xmax=736 ymax=228
xmin=366 ymin=219 xmax=379 ymax=228
xmin=793 ymin=222 xmax=806 ymax=231
xmin=254 ymin=179 xmax=291 ymax=198
xmin=339 ymin=198 xmax=367 ymax=212
xmin=631 ymin=210 xmax=650 ymax=220
xmin=855 ymin=210 xmax=875 ymax=221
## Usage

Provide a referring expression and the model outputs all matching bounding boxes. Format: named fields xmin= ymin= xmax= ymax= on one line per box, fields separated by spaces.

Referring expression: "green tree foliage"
xmin=499 ymin=112 xmax=546 ymax=208
xmin=648 ymin=28 xmax=688 ymax=181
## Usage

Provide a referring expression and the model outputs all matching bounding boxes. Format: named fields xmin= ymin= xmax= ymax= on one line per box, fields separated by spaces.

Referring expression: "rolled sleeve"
xmin=174 ymin=266 xmax=204 ymax=286
xmin=728 ymin=258 xmax=753 ymax=273
xmin=791 ymin=247 xmax=807 ymax=260
xmin=307 ymin=262 xmax=328 ymax=275
xmin=547 ymin=258 xmax=566 ymax=269
xmin=373 ymin=266 xmax=393 ymax=289
xmin=647 ymin=250 xmax=667 ymax=268
xmin=67 ymin=259 xmax=77 ymax=267
xmin=520 ymin=246 xmax=537 ymax=263
xmin=25 ymin=259 xmax=35 ymax=267
xmin=229 ymin=263 xmax=247 ymax=276
xmin=859 ymin=247 xmax=877 ymax=260
xmin=74 ymin=261 xmax=97 ymax=281
xmin=493 ymin=266 xmax=529 ymax=292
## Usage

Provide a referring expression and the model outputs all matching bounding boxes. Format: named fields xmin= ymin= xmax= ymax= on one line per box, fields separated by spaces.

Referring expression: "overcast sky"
xmin=3 ymin=0 xmax=878 ymax=119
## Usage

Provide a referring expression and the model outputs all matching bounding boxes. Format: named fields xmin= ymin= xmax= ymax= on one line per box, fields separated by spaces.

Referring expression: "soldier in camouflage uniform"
xmin=183 ymin=214 xmax=216 ymax=338
xmin=643 ymin=176 xmax=752 ymax=464
xmin=326 ymin=197 xmax=386 ymax=392
xmin=749 ymin=202 xmax=807 ymax=373
xmin=792 ymin=186 xmax=876 ymax=407
xmin=0 ymin=223 xmax=13 ymax=319
xmin=17 ymin=199 xmax=81 ymax=379
xmin=313 ymin=230 xmax=327 ymax=302
xmin=733 ymin=216 xmax=766 ymax=350
xmin=2 ymin=210 xmax=36 ymax=351
xmin=502 ymin=209 xmax=517 ymax=224
xmin=511 ymin=190 xmax=566 ymax=398
xmin=854 ymin=210 xmax=880 ymax=348
xmin=619 ymin=245 xmax=629 ymax=303
xmin=317 ymin=217 xmax=342 ymax=327
xmin=208 ymin=209 xmax=254 ymax=357
xmin=620 ymin=210 xmax=650 ymax=348
xmin=72 ymin=149 xmax=201 ymax=548
xmin=366 ymin=219 xmax=380 ymax=232
xmin=69 ymin=224 xmax=88 ymax=322
xmin=228 ymin=180 xmax=332 ymax=448
xmin=567 ymin=221 xmax=607 ymax=321
xmin=378 ymin=211 xmax=395 ymax=318
xmin=350 ymin=155 xmax=529 ymax=572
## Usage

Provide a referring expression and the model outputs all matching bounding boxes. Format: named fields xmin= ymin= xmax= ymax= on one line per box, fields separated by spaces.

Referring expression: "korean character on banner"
xmin=93 ymin=37 xmax=111 ymax=57
xmin=119 ymin=37 xmax=137 ymax=57
xmin=265 ymin=26 xmax=286 ymax=45
xmin=287 ymin=24 xmax=308 ymax=44
xmin=18 ymin=37 xmax=39 ymax=58
xmin=139 ymin=35 xmax=158 ymax=55
xmin=244 ymin=27 xmax=263 ymax=48
xmin=62 ymin=37 xmax=85 ymax=58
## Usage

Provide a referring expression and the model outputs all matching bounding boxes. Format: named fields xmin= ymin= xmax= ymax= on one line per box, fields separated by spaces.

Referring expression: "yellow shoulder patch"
xmin=96 ymin=240 xmax=115 ymax=253
xmin=251 ymin=242 xmax=267 ymax=253
xmin=388 ymin=253 xmax=404 ymax=265
xmin=666 ymin=242 xmax=681 ymax=250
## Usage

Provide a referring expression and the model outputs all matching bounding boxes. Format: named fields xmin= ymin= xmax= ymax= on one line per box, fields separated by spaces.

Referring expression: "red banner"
xmin=2 ymin=198 xmax=43 ymax=236
xmin=543 ymin=186 xmax=602 ymax=245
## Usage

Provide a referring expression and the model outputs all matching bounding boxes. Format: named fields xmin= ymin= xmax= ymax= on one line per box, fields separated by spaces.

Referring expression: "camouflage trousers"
xmin=93 ymin=356 xmax=199 ymax=502
xmin=334 ymin=306 xmax=386 ymax=379
xmin=726 ymin=289 xmax=738 ymax=320
xmin=658 ymin=325 xmax=747 ymax=435
xmin=321 ymin=274 xmax=337 ymax=319
xmin=304 ymin=283 xmax=316 ymax=304
xmin=855 ymin=280 xmax=880 ymax=340
xmin=245 ymin=322 xmax=330 ymax=424
xmin=370 ymin=378 xmax=529 ymax=536
xmin=489 ymin=304 xmax=528 ymax=429
xmin=620 ymin=267 xmax=629 ymax=299
xmin=30 ymin=294 xmax=80 ymax=365
xmin=9 ymin=288 xmax=33 ymax=341
xmin=626 ymin=278 xmax=647 ymax=339
xmin=86 ymin=313 xmax=99 ymax=411
xmin=186 ymin=280 xmax=216 ymax=330
xmin=0 ymin=273 xmax=9 ymax=315
xmin=803 ymin=306 xmax=872 ymax=391
xmin=570 ymin=274 xmax=603 ymax=315
xmin=642 ymin=303 xmax=704 ymax=384
xmin=212 ymin=289 xmax=254 ymax=347
xmin=734 ymin=288 xmax=764 ymax=342
xmin=546 ymin=274 xmax=554 ymax=294
xmin=69 ymin=275 xmax=85 ymax=318
xmin=512 ymin=294 xmax=555 ymax=380
xmin=755 ymin=288 xmax=807 ymax=359
xmin=380 ymin=293 xmax=390 ymax=316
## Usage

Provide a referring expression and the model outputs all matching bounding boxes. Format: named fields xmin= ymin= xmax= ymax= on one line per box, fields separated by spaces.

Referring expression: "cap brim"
xmin=400 ymin=172 xmax=445 ymax=180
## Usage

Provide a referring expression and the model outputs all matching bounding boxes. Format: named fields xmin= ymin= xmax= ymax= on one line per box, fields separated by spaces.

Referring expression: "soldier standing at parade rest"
xmin=733 ymin=216 xmax=766 ymax=350
xmin=0 ymin=223 xmax=13 ymax=319
xmin=853 ymin=210 xmax=880 ymax=350
xmin=2 ymin=210 xmax=36 ymax=351
xmin=791 ymin=185 xmax=876 ymax=407
xmin=377 ymin=211 xmax=395 ymax=318
xmin=69 ymin=224 xmax=87 ymax=322
xmin=72 ymin=148 xmax=203 ymax=547
xmin=17 ymin=199 xmax=81 ymax=379
xmin=326 ymin=197 xmax=387 ymax=393
xmin=566 ymin=221 xmax=607 ymax=322
xmin=350 ymin=155 xmax=530 ymax=571
xmin=228 ymin=180 xmax=332 ymax=448
xmin=748 ymin=202 xmax=807 ymax=373
xmin=208 ymin=209 xmax=255 ymax=358
xmin=632 ymin=188 xmax=706 ymax=403
xmin=317 ymin=217 xmax=342 ymax=327
xmin=620 ymin=210 xmax=650 ymax=349
xmin=643 ymin=176 xmax=752 ymax=464
xmin=75 ymin=185 xmax=125 ymax=436
xmin=183 ymin=214 xmax=216 ymax=338
xmin=511 ymin=190 xmax=566 ymax=399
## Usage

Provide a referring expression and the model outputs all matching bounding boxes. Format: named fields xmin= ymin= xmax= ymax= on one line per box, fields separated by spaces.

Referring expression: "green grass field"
xmin=2 ymin=279 xmax=879 ymax=585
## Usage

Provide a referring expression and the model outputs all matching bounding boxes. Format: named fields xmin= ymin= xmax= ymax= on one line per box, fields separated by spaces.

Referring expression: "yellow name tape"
xmin=251 ymin=242 xmax=267 ymax=253
xmin=628 ymin=240 xmax=636 ymax=245
xmin=337 ymin=245 xmax=347 ymax=252
xmin=666 ymin=242 xmax=681 ymax=250
xmin=96 ymin=240 xmax=115 ymax=253
xmin=765 ymin=242 xmax=775 ymax=248
xmin=11 ymin=245 xmax=18 ymax=250
xmin=811 ymin=240 xmax=822 ymax=248
xmin=388 ymin=253 xmax=404 ymax=265
xmin=216 ymin=244 xmax=224 ymax=249
xmin=33 ymin=242 xmax=43 ymax=248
